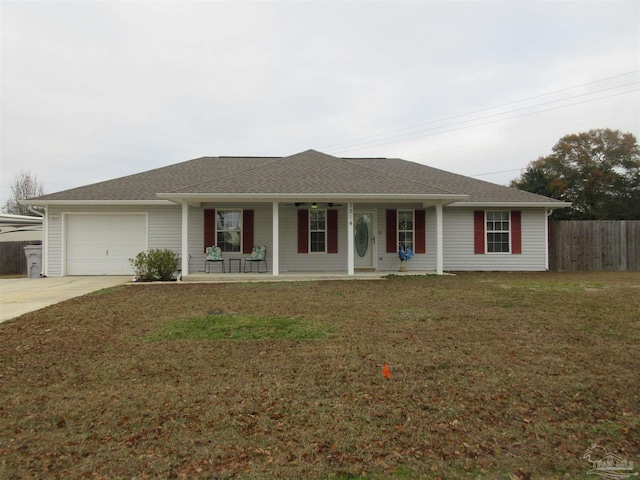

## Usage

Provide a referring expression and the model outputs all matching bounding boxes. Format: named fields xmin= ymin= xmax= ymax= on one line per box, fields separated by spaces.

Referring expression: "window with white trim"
xmin=310 ymin=209 xmax=326 ymax=253
xmin=486 ymin=211 xmax=510 ymax=253
xmin=216 ymin=209 xmax=242 ymax=252
xmin=398 ymin=210 xmax=414 ymax=250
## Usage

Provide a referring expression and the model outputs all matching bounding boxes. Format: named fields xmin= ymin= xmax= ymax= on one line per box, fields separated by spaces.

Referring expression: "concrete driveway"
xmin=0 ymin=276 xmax=130 ymax=323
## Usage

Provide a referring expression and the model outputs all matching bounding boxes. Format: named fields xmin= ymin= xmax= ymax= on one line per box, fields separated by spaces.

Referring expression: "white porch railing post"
xmin=347 ymin=202 xmax=354 ymax=275
xmin=272 ymin=201 xmax=279 ymax=276
xmin=436 ymin=203 xmax=444 ymax=275
xmin=42 ymin=206 xmax=48 ymax=277
xmin=181 ymin=201 xmax=189 ymax=277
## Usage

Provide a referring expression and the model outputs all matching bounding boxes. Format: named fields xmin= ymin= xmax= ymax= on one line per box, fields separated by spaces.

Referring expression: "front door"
xmin=354 ymin=211 xmax=375 ymax=269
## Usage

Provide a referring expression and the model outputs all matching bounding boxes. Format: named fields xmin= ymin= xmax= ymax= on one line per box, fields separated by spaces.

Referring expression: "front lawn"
xmin=1 ymin=272 xmax=638 ymax=479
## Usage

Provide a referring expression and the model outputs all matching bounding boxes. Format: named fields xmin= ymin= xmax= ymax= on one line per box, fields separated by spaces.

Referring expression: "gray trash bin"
xmin=24 ymin=244 xmax=42 ymax=278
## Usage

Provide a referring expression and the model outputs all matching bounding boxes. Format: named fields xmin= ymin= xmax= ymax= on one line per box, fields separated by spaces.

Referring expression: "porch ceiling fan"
xmin=286 ymin=202 xmax=343 ymax=209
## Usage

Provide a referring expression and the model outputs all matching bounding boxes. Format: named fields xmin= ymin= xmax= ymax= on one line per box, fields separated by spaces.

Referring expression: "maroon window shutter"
xmin=242 ymin=210 xmax=254 ymax=254
xmin=327 ymin=209 xmax=338 ymax=254
xmin=511 ymin=210 xmax=522 ymax=254
xmin=298 ymin=209 xmax=309 ymax=254
xmin=415 ymin=209 xmax=426 ymax=254
xmin=474 ymin=210 xmax=485 ymax=254
xmin=386 ymin=209 xmax=397 ymax=253
xmin=204 ymin=209 xmax=216 ymax=253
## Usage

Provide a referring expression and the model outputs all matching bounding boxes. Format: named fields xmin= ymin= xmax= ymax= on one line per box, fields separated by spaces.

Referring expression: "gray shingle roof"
xmin=346 ymin=156 xmax=560 ymax=204
xmin=171 ymin=150 xmax=455 ymax=195
xmin=31 ymin=156 xmax=273 ymax=201
xmin=28 ymin=149 xmax=565 ymax=205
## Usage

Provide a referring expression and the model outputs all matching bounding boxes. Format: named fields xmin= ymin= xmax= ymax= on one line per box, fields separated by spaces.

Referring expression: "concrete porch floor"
xmin=183 ymin=270 xmax=442 ymax=283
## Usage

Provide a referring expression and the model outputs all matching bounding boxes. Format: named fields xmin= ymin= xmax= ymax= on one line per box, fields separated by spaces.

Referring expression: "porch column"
xmin=435 ymin=203 xmax=444 ymax=275
xmin=347 ymin=202 xmax=354 ymax=275
xmin=272 ymin=201 xmax=279 ymax=276
xmin=42 ymin=207 xmax=48 ymax=277
xmin=181 ymin=201 xmax=189 ymax=276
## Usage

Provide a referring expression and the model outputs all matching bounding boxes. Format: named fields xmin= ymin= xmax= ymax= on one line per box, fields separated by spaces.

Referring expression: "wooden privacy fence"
xmin=0 ymin=241 xmax=41 ymax=276
xmin=548 ymin=221 xmax=640 ymax=272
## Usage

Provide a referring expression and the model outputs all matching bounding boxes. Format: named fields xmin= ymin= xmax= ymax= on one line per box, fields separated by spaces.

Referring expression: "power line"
xmin=434 ymin=113 xmax=640 ymax=180
xmin=472 ymin=168 xmax=524 ymax=178
xmin=327 ymin=82 xmax=638 ymax=154
xmin=329 ymin=88 xmax=639 ymax=154
xmin=406 ymin=112 xmax=639 ymax=160
xmin=320 ymin=69 xmax=640 ymax=151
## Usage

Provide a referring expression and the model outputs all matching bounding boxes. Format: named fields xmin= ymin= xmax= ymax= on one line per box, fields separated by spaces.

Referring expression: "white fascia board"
xmin=0 ymin=214 xmax=43 ymax=223
xmin=448 ymin=201 xmax=572 ymax=209
xmin=20 ymin=200 xmax=175 ymax=207
xmin=156 ymin=192 xmax=468 ymax=203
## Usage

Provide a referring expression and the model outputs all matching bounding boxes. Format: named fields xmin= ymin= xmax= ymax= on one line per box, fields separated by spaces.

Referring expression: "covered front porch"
xmin=169 ymin=197 xmax=464 ymax=279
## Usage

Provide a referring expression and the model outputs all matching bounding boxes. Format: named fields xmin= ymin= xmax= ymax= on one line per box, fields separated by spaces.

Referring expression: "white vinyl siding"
xmin=148 ymin=207 xmax=181 ymax=251
xmin=443 ymin=207 xmax=547 ymax=271
xmin=279 ymin=206 xmax=345 ymax=272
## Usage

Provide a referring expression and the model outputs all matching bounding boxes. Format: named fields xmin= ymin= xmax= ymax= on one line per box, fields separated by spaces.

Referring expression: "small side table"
xmin=228 ymin=258 xmax=241 ymax=273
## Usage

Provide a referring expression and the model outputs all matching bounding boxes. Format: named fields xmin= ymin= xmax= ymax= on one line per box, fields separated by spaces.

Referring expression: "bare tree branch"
xmin=3 ymin=170 xmax=45 ymax=216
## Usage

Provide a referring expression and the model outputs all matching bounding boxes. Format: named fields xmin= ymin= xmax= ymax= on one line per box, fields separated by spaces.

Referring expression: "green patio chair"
xmin=244 ymin=245 xmax=268 ymax=273
xmin=204 ymin=246 xmax=225 ymax=273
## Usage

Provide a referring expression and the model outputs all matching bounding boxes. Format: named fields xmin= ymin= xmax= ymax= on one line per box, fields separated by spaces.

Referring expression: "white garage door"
xmin=66 ymin=214 xmax=147 ymax=275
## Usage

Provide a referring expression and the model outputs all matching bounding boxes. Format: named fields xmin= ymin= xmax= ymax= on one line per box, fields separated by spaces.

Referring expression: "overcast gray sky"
xmin=1 ymin=1 xmax=638 ymax=206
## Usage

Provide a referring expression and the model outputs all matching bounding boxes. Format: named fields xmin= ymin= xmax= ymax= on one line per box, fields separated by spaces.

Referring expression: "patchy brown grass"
xmin=1 ymin=272 xmax=639 ymax=479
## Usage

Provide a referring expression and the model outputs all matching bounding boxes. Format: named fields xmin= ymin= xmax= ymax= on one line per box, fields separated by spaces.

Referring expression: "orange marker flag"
xmin=382 ymin=363 xmax=391 ymax=379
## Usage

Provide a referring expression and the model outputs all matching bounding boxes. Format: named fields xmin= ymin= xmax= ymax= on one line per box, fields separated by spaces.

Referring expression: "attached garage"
xmin=65 ymin=214 xmax=147 ymax=275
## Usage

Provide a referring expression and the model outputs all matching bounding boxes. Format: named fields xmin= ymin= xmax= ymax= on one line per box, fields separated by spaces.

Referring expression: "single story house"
xmin=23 ymin=149 xmax=568 ymax=277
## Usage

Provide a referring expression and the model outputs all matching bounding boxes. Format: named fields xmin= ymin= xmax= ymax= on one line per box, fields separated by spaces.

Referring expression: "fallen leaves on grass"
xmin=0 ymin=271 xmax=638 ymax=479
xmin=144 ymin=314 xmax=334 ymax=342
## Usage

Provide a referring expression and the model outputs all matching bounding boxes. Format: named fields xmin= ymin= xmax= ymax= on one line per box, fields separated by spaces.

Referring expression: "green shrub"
xmin=129 ymin=249 xmax=180 ymax=282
